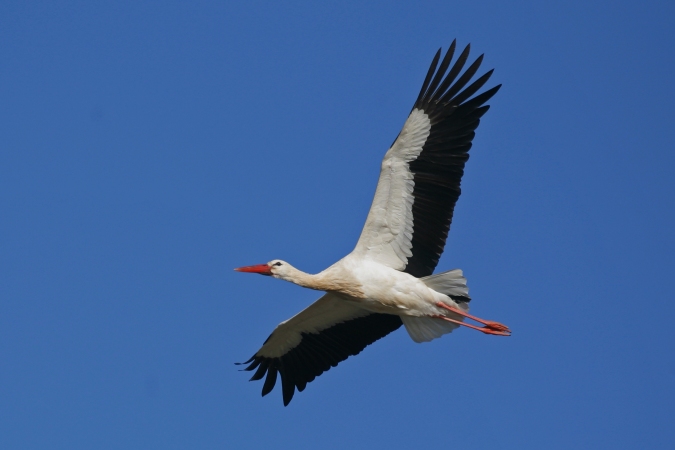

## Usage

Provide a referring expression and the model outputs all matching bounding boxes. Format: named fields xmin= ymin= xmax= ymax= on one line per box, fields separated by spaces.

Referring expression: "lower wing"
xmin=239 ymin=293 xmax=402 ymax=405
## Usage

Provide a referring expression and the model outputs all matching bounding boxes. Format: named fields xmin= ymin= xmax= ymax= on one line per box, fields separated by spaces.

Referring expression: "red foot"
xmin=483 ymin=321 xmax=511 ymax=333
xmin=479 ymin=325 xmax=511 ymax=336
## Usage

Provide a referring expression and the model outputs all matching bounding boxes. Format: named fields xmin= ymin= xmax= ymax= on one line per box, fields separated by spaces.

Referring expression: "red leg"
xmin=433 ymin=315 xmax=511 ymax=336
xmin=435 ymin=301 xmax=511 ymax=335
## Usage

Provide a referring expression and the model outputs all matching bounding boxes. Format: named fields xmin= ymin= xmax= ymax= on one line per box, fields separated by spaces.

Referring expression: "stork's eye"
xmin=274 ymin=262 xmax=282 ymax=267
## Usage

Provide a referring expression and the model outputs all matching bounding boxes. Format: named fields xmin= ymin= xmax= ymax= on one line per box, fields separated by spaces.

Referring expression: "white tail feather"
xmin=421 ymin=269 xmax=470 ymax=300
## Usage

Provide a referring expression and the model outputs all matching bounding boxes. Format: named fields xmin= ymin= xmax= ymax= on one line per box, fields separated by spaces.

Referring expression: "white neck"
xmin=273 ymin=262 xmax=365 ymax=298
xmin=275 ymin=266 xmax=324 ymax=290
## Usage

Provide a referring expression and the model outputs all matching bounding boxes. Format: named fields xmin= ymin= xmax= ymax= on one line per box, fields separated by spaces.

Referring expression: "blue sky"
xmin=1 ymin=1 xmax=674 ymax=448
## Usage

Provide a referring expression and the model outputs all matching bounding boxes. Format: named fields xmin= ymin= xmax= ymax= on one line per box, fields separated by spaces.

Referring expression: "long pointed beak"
xmin=234 ymin=264 xmax=273 ymax=276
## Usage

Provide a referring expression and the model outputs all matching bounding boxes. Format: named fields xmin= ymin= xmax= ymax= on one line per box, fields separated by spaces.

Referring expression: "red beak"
xmin=234 ymin=264 xmax=273 ymax=276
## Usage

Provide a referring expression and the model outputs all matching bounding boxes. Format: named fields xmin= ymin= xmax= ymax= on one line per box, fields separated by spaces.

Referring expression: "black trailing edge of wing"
xmin=404 ymin=41 xmax=501 ymax=278
xmin=238 ymin=313 xmax=402 ymax=406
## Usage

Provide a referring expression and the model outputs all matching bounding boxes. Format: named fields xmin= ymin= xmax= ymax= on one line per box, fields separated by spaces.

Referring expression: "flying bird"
xmin=236 ymin=41 xmax=507 ymax=406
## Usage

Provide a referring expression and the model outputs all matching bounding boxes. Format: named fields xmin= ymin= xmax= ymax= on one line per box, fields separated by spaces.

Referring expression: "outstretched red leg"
xmin=435 ymin=302 xmax=511 ymax=336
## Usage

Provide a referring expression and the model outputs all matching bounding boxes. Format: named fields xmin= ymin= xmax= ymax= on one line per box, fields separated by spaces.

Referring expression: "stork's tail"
xmin=421 ymin=269 xmax=471 ymax=304
xmin=401 ymin=269 xmax=471 ymax=343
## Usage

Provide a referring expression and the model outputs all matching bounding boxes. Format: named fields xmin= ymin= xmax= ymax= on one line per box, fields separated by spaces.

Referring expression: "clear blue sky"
xmin=1 ymin=1 xmax=674 ymax=448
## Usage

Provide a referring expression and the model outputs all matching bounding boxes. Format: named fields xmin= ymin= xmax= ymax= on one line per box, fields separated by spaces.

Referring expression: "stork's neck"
xmin=279 ymin=267 xmax=323 ymax=290
xmin=276 ymin=264 xmax=365 ymax=298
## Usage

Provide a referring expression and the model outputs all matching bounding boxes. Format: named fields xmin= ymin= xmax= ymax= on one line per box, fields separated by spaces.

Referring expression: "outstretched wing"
xmin=239 ymin=294 xmax=402 ymax=406
xmin=353 ymin=41 xmax=501 ymax=277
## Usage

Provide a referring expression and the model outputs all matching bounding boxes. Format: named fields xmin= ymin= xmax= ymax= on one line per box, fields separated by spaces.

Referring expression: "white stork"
xmin=235 ymin=41 xmax=508 ymax=406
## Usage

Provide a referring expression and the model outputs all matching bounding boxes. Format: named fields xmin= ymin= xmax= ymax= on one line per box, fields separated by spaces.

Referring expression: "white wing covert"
xmin=354 ymin=109 xmax=432 ymax=270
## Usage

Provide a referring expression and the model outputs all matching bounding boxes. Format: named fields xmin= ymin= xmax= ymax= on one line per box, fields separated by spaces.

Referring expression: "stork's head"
xmin=234 ymin=260 xmax=291 ymax=279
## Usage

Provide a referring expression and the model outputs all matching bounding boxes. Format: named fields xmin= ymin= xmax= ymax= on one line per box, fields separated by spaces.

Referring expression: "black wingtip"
xmin=424 ymin=43 xmax=457 ymax=103
xmin=283 ymin=390 xmax=294 ymax=407
xmin=414 ymin=48 xmax=443 ymax=107
xmin=249 ymin=361 xmax=268 ymax=381
xmin=261 ymin=366 xmax=278 ymax=397
xmin=234 ymin=356 xmax=255 ymax=365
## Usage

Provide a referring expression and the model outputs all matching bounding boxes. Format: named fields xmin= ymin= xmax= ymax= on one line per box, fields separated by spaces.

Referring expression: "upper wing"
xmin=353 ymin=41 xmax=501 ymax=277
xmin=239 ymin=293 xmax=402 ymax=406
